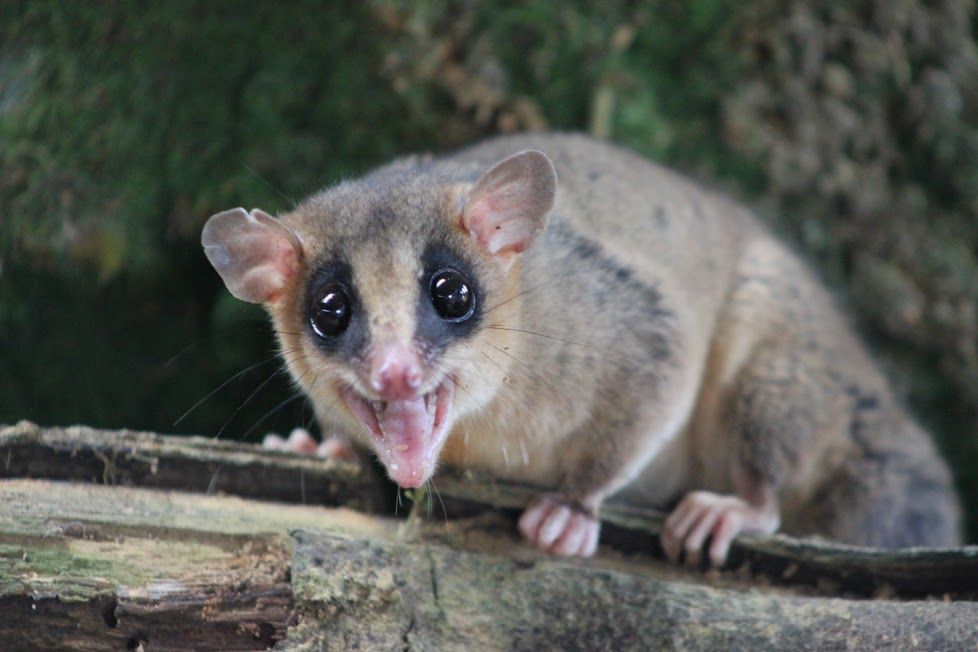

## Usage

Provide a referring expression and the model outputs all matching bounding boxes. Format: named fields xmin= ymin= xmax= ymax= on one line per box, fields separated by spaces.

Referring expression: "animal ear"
xmin=201 ymin=207 xmax=303 ymax=304
xmin=461 ymin=150 xmax=557 ymax=260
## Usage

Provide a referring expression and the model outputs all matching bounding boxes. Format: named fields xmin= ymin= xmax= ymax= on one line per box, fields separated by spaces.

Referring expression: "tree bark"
xmin=1 ymin=421 xmax=976 ymax=650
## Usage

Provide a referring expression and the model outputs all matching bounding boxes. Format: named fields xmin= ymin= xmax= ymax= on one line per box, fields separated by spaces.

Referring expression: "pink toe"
xmin=708 ymin=510 xmax=743 ymax=568
xmin=286 ymin=428 xmax=318 ymax=454
xmin=317 ymin=437 xmax=356 ymax=460
xmin=519 ymin=499 xmax=554 ymax=542
xmin=538 ymin=506 xmax=572 ymax=548
xmin=551 ymin=513 xmax=587 ymax=556
xmin=262 ymin=433 xmax=285 ymax=450
xmin=579 ymin=518 xmax=600 ymax=557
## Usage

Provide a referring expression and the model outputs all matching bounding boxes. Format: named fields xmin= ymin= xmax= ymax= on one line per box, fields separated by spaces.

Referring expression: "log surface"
xmin=288 ymin=530 xmax=978 ymax=651
xmin=0 ymin=420 xmax=378 ymax=510
xmin=3 ymin=421 xmax=975 ymax=599
xmin=2 ymin=422 xmax=977 ymax=650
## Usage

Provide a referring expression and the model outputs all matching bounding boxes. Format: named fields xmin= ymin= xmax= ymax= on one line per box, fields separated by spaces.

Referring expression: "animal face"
xmin=202 ymin=150 xmax=556 ymax=487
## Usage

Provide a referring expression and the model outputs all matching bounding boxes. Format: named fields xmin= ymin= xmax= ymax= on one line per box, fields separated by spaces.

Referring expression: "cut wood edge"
xmin=0 ymin=478 xmax=405 ymax=651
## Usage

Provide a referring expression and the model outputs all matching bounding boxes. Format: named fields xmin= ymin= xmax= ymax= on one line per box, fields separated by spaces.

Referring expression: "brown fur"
xmin=228 ymin=134 xmax=962 ymax=548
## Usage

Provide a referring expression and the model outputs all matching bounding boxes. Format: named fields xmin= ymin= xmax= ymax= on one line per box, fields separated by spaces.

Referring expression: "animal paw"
xmin=661 ymin=491 xmax=779 ymax=568
xmin=262 ymin=428 xmax=356 ymax=460
xmin=518 ymin=494 xmax=600 ymax=557
xmin=315 ymin=436 xmax=357 ymax=460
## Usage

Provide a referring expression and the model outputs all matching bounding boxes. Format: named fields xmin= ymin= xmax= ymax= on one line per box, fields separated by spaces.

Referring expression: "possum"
xmin=202 ymin=133 xmax=961 ymax=566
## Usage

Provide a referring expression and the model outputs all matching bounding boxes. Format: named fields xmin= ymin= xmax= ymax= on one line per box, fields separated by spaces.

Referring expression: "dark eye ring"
xmin=430 ymin=268 xmax=475 ymax=322
xmin=310 ymin=283 xmax=351 ymax=338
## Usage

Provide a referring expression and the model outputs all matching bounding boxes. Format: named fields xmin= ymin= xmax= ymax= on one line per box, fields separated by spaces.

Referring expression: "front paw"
xmin=661 ymin=491 xmax=779 ymax=568
xmin=262 ymin=428 xmax=356 ymax=460
xmin=518 ymin=494 xmax=600 ymax=557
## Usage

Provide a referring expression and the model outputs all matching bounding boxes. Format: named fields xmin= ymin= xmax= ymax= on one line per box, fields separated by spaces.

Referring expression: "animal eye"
xmin=430 ymin=268 xmax=474 ymax=322
xmin=310 ymin=284 xmax=351 ymax=338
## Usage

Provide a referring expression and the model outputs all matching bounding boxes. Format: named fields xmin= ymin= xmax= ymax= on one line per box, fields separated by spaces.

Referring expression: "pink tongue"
xmin=377 ymin=396 xmax=433 ymax=486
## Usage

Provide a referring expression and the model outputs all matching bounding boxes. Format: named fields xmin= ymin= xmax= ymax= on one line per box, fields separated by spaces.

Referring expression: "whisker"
xmin=485 ymin=325 xmax=663 ymax=377
xmin=214 ymin=367 xmax=289 ymax=439
xmin=452 ymin=377 xmax=476 ymax=402
xmin=242 ymin=163 xmax=296 ymax=206
xmin=484 ymin=274 xmax=562 ymax=314
xmin=485 ymin=325 xmax=595 ymax=350
xmin=490 ymin=344 xmax=552 ymax=390
xmin=215 ymin=350 xmax=310 ymax=441
xmin=429 ymin=478 xmax=448 ymax=523
xmin=163 ymin=336 xmax=214 ymax=368
xmin=239 ymin=392 xmax=305 ymax=441
xmin=480 ymin=350 xmax=508 ymax=377
xmin=173 ymin=356 xmax=281 ymax=427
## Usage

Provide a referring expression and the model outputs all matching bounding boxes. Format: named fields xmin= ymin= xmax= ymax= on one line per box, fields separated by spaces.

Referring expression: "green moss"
xmin=0 ymin=538 xmax=232 ymax=601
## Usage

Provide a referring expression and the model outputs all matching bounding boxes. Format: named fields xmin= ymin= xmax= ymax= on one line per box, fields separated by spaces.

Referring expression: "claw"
xmin=262 ymin=428 xmax=356 ymax=460
xmin=316 ymin=436 xmax=357 ymax=460
xmin=519 ymin=494 xmax=601 ymax=557
xmin=661 ymin=490 xmax=778 ymax=568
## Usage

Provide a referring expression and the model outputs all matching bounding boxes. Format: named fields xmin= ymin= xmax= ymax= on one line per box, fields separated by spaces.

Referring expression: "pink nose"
xmin=370 ymin=344 xmax=423 ymax=401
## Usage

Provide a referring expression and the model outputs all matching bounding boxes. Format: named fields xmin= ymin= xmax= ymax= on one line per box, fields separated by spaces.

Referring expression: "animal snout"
xmin=370 ymin=344 xmax=423 ymax=401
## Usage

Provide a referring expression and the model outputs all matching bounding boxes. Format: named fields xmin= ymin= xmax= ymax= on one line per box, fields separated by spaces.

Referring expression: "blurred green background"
xmin=2 ymin=2 xmax=976 ymax=539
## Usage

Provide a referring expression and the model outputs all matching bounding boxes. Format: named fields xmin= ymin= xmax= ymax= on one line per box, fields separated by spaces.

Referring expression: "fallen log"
xmin=1 ymin=478 xmax=977 ymax=650
xmin=2 ymin=421 xmax=975 ymax=600
xmin=288 ymin=530 xmax=978 ymax=650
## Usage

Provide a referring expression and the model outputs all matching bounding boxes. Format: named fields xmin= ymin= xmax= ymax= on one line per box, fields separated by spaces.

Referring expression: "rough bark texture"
xmin=0 ymin=420 xmax=380 ymax=511
xmin=286 ymin=530 xmax=978 ymax=651
xmin=2 ymin=422 xmax=977 ymax=650
xmin=4 ymin=421 xmax=976 ymax=599
xmin=0 ymin=479 xmax=300 ymax=651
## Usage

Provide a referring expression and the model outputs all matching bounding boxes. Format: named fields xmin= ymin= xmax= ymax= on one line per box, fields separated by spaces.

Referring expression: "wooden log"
xmin=0 ymin=420 xmax=383 ymax=511
xmin=0 ymin=478 xmax=392 ymax=651
xmin=287 ymin=529 xmax=978 ymax=651
xmin=434 ymin=472 xmax=978 ymax=599
xmin=3 ymin=479 xmax=977 ymax=650
xmin=2 ymin=421 xmax=977 ymax=600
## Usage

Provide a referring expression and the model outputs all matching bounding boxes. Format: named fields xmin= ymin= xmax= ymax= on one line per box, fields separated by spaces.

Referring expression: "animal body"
xmin=203 ymin=134 xmax=961 ymax=565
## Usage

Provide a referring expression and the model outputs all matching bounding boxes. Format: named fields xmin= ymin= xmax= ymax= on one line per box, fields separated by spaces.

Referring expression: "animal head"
xmin=202 ymin=150 xmax=557 ymax=487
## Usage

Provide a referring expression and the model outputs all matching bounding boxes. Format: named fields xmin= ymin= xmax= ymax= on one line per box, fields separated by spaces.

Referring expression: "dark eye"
xmin=430 ymin=268 xmax=474 ymax=321
xmin=310 ymin=284 xmax=351 ymax=338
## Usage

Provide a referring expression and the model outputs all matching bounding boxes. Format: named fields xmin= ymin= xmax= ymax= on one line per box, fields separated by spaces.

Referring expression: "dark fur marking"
xmin=845 ymin=384 xmax=889 ymax=463
xmin=304 ymin=259 xmax=370 ymax=362
xmin=369 ymin=204 xmax=397 ymax=226
xmin=845 ymin=384 xmax=881 ymax=446
xmin=414 ymin=241 xmax=484 ymax=353
xmin=548 ymin=220 xmax=675 ymax=363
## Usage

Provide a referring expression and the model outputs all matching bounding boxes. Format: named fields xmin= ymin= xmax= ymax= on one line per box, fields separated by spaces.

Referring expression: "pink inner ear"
xmin=202 ymin=208 xmax=303 ymax=304
xmin=462 ymin=150 xmax=556 ymax=258
xmin=467 ymin=201 xmax=536 ymax=254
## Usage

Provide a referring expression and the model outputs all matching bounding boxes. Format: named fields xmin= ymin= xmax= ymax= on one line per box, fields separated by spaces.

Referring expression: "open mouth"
xmin=340 ymin=379 xmax=454 ymax=488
